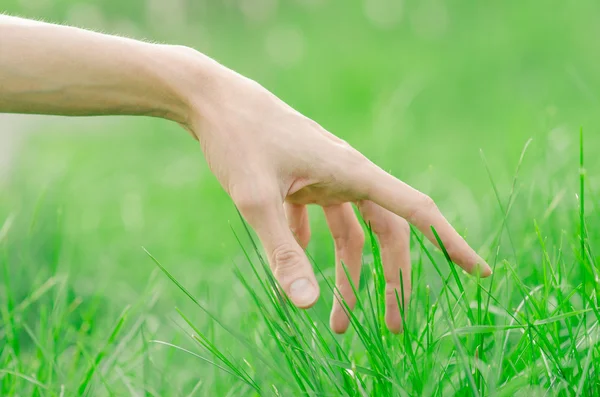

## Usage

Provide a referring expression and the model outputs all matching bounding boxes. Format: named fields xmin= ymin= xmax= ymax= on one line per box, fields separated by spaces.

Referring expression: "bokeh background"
xmin=2 ymin=0 xmax=600 ymax=393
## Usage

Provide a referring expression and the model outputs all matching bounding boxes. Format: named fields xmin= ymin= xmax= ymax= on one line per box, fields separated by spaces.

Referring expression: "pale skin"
xmin=0 ymin=15 xmax=491 ymax=334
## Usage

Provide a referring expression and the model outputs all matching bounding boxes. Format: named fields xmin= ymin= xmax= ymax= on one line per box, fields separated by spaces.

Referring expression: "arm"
xmin=0 ymin=14 xmax=200 ymax=122
xmin=0 ymin=15 xmax=491 ymax=334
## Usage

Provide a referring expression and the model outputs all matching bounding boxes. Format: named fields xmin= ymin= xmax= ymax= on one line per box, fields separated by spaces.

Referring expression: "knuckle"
xmin=231 ymin=188 xmax=273 ymax=216
xmin=335 ymin=284 xmax=357 ymax=306
xmin=333 ymin=225 xmax=365 ymax=253
xmin=332 ymin=143 xmax=364 ymax=166
xmin=372 ymin=215 xmax=409 ymax=244
xmin=419 ymin=194 xmax=437 ymax=212
xmin=371 ymin=218 xmax=391 ymax=238
xmin=345 ymin=147 xmax=368 ymax=166
xmin=386 ymin=282 xmax=410 ymax=303
xmin=304 ymin=116 xmax=325 ymax=132
xmin=385 ymin=283 xmax=402 ymax=301
xmin=387 ymin=218 xmax=411 ymax=240
xmin=272 ymin=243 xmax=303 ymax=271
xmin=335 ymin=137 xmax=352 ymax=149
xmin=407 ymin=193 xmax=437 ymax=224
xmin=397 ymin=219 xmax=411 ymax=236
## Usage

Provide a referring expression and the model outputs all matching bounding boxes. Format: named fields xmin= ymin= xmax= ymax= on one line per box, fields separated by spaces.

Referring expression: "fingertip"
xmin=289 ymin=278 xmax=320 ymax=308
xmin=331 ymin=327 xmax=348 ymax=335
xmin=330 ymin=318 xmax=349 ymax=334
xmin=330 ymin=304 xmax=350 ymax=334
xmin=475 ymin=259 xmax=492 ymax=278
xmin=385 ymin=302 xmax=405 ymax=334
xmin=386 ymin=321 xmax=403 ymax=334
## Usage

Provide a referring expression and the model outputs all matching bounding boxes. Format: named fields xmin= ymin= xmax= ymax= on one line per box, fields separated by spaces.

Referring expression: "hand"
xmin=0 ymin=15 xmax=490 ymax=334
xmin=178 ymin=50 xmax=492 ymax=334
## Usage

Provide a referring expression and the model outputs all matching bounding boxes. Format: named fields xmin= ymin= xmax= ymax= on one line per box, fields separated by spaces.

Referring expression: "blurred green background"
xmin=2 ymin=0 xmax=600 ymax=393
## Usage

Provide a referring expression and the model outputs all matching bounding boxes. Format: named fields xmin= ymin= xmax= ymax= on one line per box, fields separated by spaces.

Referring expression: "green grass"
xmin=3 ymin=0 xmax=600 ymax=395
xmin=2 ymin=134 xmax=600 ymax=395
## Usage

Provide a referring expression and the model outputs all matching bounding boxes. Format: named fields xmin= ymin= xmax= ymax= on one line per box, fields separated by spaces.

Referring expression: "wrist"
xmin=153 ymin=45 xmax=231 ymax=129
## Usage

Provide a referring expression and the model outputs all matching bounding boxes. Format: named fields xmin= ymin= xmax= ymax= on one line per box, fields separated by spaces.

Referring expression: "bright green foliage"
xmin=2 ymin=133 xmax=600 ymax=395
xmin=3 ymin=0 xmax=600 ymax=395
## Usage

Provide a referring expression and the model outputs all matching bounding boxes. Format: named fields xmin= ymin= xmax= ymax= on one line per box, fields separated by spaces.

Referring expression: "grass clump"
xmin=2 ymin=136 xmax=600 ymax=396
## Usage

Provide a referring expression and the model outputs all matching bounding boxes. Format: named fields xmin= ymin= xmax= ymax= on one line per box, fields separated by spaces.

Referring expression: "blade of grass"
xmin=77 ymin=305 xmax=130 ymax=395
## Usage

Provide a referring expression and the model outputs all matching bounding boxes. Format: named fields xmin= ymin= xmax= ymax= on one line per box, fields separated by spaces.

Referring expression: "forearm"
xmin=0 ymin=15 xmax=215 ymax=124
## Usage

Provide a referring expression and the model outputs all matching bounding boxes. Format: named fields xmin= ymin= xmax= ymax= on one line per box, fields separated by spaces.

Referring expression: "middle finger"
xmin=358 ymin=200 xmax=412 ymax=333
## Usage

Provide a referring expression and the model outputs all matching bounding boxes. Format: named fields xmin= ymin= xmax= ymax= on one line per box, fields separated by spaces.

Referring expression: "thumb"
xmin=236 ymin=194 xmax=319 ymax=308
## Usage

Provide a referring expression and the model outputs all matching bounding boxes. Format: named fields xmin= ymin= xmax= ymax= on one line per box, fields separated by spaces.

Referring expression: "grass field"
xmin=2 ymin=1 xmax=600 ymax=396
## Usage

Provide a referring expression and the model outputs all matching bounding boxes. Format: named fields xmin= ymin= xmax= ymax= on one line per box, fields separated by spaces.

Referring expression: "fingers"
xmin=323 ymin=203 xmax=365 ymax=334
xmin=350 ymin=160 xmax=491 ymax=277
xmin=284 ymin=203 xmax=311 ymax=249
xmin=358 ymin=200 xmax=411 ymax=334
xmin=235 ymin=192 xmax=319 ymax=308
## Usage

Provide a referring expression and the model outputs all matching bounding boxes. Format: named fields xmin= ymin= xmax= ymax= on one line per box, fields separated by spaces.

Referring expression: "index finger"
xmin=351 ymin=160 xmax=491 ymax=277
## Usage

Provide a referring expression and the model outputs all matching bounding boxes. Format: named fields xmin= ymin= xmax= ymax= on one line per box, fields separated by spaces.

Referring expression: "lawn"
xmin=2 ymin=1 xmax=600 ymax=395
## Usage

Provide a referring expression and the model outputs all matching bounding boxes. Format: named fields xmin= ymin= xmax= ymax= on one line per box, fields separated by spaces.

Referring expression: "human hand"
xmin=0 ymin=14 xmax=489 ymax=333
xmin=176 ymin=49 xmax=492 ymax=334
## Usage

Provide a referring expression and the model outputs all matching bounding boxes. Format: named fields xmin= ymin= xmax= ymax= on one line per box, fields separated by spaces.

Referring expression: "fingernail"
xmin=290 ymin=278 xmax=317 ymax=307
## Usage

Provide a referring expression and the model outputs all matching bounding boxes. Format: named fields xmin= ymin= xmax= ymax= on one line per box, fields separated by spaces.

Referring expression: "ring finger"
xmin=358 ymin=200 xmax=411 ymax=333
